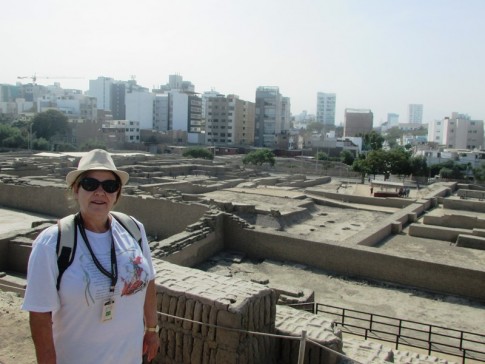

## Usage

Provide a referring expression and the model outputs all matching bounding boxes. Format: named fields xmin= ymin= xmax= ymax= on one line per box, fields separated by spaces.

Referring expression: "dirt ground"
xmin=0 ymin=290 xmax=36 ymax=364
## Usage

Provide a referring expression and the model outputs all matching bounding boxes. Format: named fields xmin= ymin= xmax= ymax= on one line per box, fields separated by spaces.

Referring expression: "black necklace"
xmin=75 ymin=213 xmax=118 ymax=293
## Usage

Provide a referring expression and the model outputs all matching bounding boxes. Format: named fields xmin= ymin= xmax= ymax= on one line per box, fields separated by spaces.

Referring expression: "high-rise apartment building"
xmin=87 ymin=76 xmax=114 ymax=111
xmin=205 ymin=94 xmax=255 ymax=146
xmin=111 ymin=82 xmax=126 ymax=120
xmin=281 ymin=97 xmax=291 ymax=132
xmin=169 ymin=90 xmax=203 ymax=143
xmin=153 ymin=94 xmax=169 ymax=131
xmin=387 ymin=113 xmax=399 ymax=126
xmin=316 ymin=92 xmax=336 ymax=126
xmin=344 ymin=109 xmax=373 ymax=137
xmin=255 ymin=86 xmax=290 ymax=147
xmin=408 ymin=104 xmax=423 ymax=124
xmin=428 ymin=113 xmax=483 ymax=149
xmin=125 ymin=89 xmax=155 ymax=130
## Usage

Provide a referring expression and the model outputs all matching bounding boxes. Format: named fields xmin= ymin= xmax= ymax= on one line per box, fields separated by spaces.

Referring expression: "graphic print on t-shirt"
xmin=79 ymin=248 xmax=149 ymax=306
xmin=120 ymin=252 xmax=148 ymax=296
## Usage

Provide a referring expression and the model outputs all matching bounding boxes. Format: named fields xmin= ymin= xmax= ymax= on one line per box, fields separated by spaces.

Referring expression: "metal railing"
xmin=288 ymin=302 xmax=485 ymax=363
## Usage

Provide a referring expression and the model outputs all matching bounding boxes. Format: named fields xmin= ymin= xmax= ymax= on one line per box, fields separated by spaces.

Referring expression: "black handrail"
xmin=285 ymin=302 xmax=485 ymax=364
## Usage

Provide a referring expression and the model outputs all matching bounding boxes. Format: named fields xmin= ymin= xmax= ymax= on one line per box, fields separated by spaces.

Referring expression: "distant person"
xmin=22 ymin=149 xmax=160 ymax=364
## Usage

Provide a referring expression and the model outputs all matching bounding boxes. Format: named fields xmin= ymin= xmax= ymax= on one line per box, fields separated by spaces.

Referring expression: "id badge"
xmin=101 ymin=299 xmax=115 ymax=322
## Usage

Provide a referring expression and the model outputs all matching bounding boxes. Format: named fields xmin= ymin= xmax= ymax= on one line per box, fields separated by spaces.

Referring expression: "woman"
xmin=22 ymin=149 xmax=160 ymax=363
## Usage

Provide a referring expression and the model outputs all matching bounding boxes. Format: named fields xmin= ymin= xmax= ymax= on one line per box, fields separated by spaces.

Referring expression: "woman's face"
xmin=73 ymin=170 xmax=121 ymax=219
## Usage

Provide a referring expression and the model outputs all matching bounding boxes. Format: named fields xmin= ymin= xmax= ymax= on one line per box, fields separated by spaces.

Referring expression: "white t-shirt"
xmin=22 ymin=215 xmax=156 ymax=364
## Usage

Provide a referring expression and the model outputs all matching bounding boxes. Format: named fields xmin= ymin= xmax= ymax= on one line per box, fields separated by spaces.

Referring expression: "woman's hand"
xmin=143 ymin=331 xmax=160 ymax=362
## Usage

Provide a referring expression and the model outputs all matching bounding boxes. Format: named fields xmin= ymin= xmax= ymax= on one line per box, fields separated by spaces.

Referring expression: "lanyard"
xmin=75 ymin=213 xmax=118 ymax=293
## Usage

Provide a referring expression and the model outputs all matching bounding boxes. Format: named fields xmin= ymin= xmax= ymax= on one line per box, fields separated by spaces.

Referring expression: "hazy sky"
xmin=2 ymin=0 xmax=484 ymax=125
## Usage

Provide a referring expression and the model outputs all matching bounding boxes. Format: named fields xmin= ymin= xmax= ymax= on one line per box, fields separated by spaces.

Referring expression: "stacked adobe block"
xmin=152 ymin=260 xmax=278 ymax=364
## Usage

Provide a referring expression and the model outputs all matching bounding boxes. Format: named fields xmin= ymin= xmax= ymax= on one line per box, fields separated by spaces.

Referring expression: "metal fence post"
xmin=298 ymin=330 xmax=307 ymax=364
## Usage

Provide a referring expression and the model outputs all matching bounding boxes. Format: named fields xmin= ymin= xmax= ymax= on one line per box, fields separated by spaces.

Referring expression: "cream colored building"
xmin=205 ymin=94 xmax=255 ymax=146
xmin=428 ymin=112 xmax=483 ymax=149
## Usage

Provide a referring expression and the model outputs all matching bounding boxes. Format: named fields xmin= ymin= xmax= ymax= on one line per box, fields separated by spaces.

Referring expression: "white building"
xmin=408 ymin=104 xmax=423 ymax=124
xmin=428 ymin=113 xmax=483 ymax=149
xmin=169 ymin=90 xmax=203 ymax=144
xmin=387 ymin=113 xmax=399 ymax=126
xmin=255 ymin=86 xmax=290 ymax=147
xmin=102 ymin=120 xmax=140 ymax=144
xmin=87 ymin=76 xmax=114 ymax=111
xmin=316 ymin=92 xmax=336 ymax=126
xmin=125 ymin=90 xmax=155 ymax=130
xmin=153 ymin=94 xmax=169 ymax=131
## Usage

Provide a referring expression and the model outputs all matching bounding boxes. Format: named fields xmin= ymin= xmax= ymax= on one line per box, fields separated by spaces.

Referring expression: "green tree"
xmin=316 ymin=151 xmax=329 ymax=161
xmin=0 ymin=114 xmax=15 ymax=125
xmin=340 ymin=150 xmax=355 ymax=165
xmin=80 ymin=140 xmax=107 ymax=151
xmin=351 ymin=154 xmax=371 ymax=183
xmin=439 ymin=163 xmax=467 ymax=180
xmin=388 ymin=148 xmax=412 ymax=177
xmin=359 ymin=130 xmax=384 ymax=151
xmin=242 ymin=149 xmax=275 ymax=166
xmin=183 ymin=147 xmax=214 ymax=160
xmin=473 ymin=164 xmax=485 ymax=183
xmin=32 ymin=137 xmax=50 ymax=150
xmin=383 ymin=127 xmax=402 ymax=149
xmin=365 ymin=149 xmax=389 ymax=177
xmin=306 ymin=122 xmax=324 ymax=134
xmin=0 ymin=124 xmax=27 ymax=148
xmin=409 ymin=156 xmax=429 ymax=177
xmin=32 ymin=110 xmax=70 ymax=141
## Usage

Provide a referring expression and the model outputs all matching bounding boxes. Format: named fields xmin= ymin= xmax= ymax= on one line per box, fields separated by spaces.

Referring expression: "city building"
xmin=316 ymin=92 xmax=336 ymax=126
xmin=343 ymin=108 xmax=373 ymax=137
xmin=387 ymin=113 xmax=399 ymax=126
xmin=428 ymin=112 xmax=484 ymax=149
xmin=111 ymin=82 xmax=126 ymax=120
xmin=281 ymin=97 xmax=291 ymax=132
xmin=153 ymin=94 xmax=169 ymax=132
xmin=100 ymin=119 xmax=140 ymax=147
xmin=254 ymin=86 xmax=290 ymax=147
xmin=125 ymin=89 xmax=155 ymax=130
xmin=87 ymin=76 xmax=114 ymax=111
xmin=205 ymin=94 xmax=255 ymax=146
xmin=408 ymin=104 xmax=423 ymax=124
xmin=169 ymin=90 xmax=203 ymax=144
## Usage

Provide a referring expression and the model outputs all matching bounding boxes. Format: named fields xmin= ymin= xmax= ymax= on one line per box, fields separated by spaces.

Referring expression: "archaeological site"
xmin=1 ymin=150 xmax=485 ymax=364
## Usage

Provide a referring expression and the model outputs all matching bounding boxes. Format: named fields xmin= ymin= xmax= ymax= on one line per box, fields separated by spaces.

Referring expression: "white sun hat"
xmin=65 ymin=149 xmax=129 ymax=186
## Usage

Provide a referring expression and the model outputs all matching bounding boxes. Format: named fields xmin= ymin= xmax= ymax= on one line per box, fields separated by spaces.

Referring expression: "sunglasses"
xmin=79 ymin=177 xmax=121 ymax=193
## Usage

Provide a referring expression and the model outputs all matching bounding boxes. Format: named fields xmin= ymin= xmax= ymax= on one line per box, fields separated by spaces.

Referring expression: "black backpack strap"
xmin=56 ymin=213 xmax=79 ymax=290
xmin=110 ymin=211 xmax=143 ymax=249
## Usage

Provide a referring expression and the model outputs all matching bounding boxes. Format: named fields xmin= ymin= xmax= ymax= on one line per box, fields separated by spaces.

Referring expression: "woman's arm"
xmin=30 ymin=311 xmax=56 ymax=364
xmin=143 ymin=279 xmax=160 ymax=362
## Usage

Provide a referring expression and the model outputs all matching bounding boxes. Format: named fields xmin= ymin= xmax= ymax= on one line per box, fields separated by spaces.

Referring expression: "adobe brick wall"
xmin=222 ymin=216 xmax=485 ymax=301
xmin=152 ymin=260 xmax=278 ymax=364
xmin=0 ymin=183 xmax=208 ymax=239
xmin=151 ymin=260 xmax=345 ymax=364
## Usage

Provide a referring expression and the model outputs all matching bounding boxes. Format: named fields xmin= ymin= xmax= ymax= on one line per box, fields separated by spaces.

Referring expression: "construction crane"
xmin=17 ymin=74 xmax=83 ymax=85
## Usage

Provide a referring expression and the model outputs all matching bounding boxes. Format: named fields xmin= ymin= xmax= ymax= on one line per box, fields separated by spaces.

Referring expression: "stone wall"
xmin=423 ymin=214 xmax=485 ymax=229
xmin=151 ymin=260 xmax=345 ymax=364
xmin=408 ymin=224 xmax=469 ymax=242
xmin=152 ymin=260 xmax=278 ymax=364
xmin=275 ymin=305 xmax=342 ymax=364
xmin=222 ymin=216 xmax=485 ymax=301
xmin=442 ymin=198 xmax=485 ymax=213
xmin=306 ymin=189 xmax=415 ymax=209
xmin=0 ymin=183 xmax=208 ymax=239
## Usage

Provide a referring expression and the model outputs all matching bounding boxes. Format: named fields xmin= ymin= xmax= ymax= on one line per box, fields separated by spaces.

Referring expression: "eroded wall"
xmin=0 ymin=183 xmax=209 ymax=238
xmin=222 ymin=216 xmax=485 ymax=301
